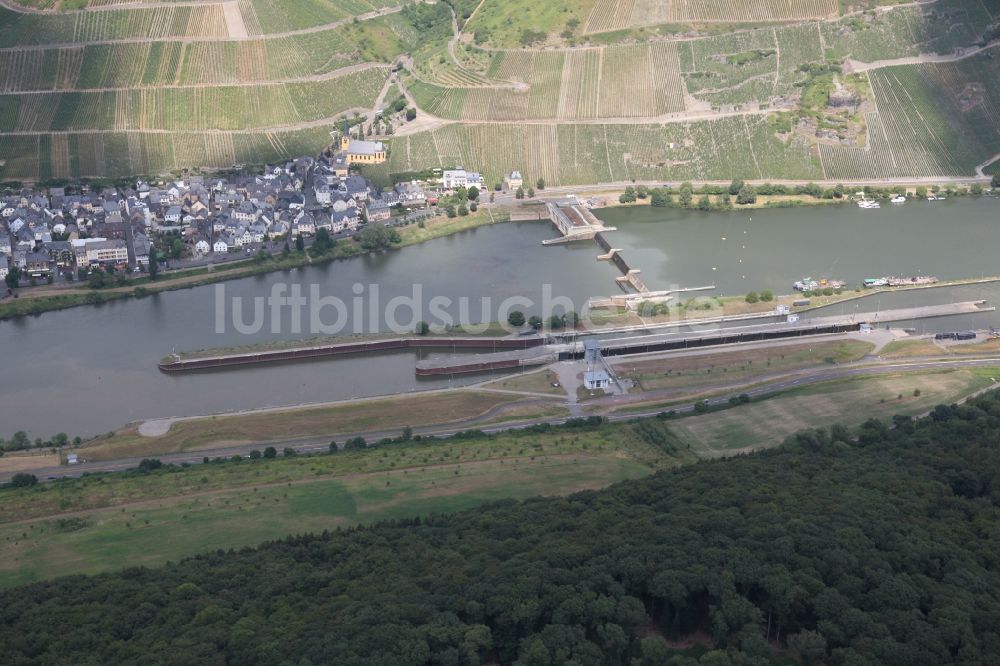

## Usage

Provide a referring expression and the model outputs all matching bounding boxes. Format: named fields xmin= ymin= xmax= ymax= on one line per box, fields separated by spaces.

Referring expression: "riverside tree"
xmin=736 ymin=184 xmax=757 ymax=204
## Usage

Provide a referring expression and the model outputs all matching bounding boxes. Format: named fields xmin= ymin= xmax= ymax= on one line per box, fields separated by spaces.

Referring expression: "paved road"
xmin=7 ymin=356 xmax=999 ymax=484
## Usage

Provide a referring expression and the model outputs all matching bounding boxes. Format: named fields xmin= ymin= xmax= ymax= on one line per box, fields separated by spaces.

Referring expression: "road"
xmin=845 ymin=40 xmax=999 ymax=73
xmin=7 ymin=356 xmax=999 ymax=483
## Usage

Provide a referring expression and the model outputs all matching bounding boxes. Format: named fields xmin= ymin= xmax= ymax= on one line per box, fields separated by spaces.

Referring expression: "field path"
xmin=975 ymin=153 xmax=1000 ymax=178
xmin=846 ymin=39 xmax=999 ymax=73
xmin=222 ymin=0 xmax=248 ymax=39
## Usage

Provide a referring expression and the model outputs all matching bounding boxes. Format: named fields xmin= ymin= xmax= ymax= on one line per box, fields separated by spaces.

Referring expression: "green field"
xmin=0 ymin=454 xmax=650 ymax=587
xmin=670 ymin=367 xmax=998 ymax=456
xmin=0 ymin=420 xmax=669 ymax=586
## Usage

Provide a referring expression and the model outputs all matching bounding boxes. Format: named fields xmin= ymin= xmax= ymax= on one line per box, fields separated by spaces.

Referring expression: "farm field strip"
xmin=0 ymin=67 xmax=387 ymax=132
xmin=409 ymin=42 xmax=686 ymax=122
xmin=0 ymin=126 xmax=333 ymax=179
xmin=0 ymin=24 xmax=375 ymax=90
xmin=821 ymin=0 xmax=993 ymax=64
xmin=386 ymin=116 xmax=820 ymax=188
xmin=819 ymin=55 xmax=1000 ymax=180
xmin=584 ymin=0 xmax=838 ymax=34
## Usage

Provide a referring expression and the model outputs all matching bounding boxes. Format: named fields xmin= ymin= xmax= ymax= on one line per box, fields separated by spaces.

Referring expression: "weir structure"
xmin=540 ymin=200 xmax=615 ymax=244
xmin=531 ymin=198 xmax=715 ymax=308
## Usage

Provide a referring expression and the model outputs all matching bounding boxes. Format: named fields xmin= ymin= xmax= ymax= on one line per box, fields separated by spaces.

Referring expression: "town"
xmin=0 ymin=132 xmax=499 ymax=293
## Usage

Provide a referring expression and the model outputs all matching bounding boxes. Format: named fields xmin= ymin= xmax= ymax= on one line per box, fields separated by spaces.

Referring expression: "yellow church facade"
xmin=340 ymin=135 xmax=386 ymax=164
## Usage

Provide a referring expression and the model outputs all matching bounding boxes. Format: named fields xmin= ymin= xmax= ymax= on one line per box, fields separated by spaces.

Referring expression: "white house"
xmin=583 ymin=369 xmax=611 ymax=390
xmin=194 ymin=235 xmax=211 ymax=255
xmin=314 ymin=181 xmax=331 ymax=205
xmin=213 ymin=238 xmax=230 ymax=254
xmin=85 ymin=239 xmax=128 ymax=265
xmin=0 ymin=255 xmax=8 ymax=281
xmin=293 ymin=212 xmax=315 ymax=236
xmin=505 ymin=170 xmax=523 ymax=190
xmin=442 ymin=169 xmax=484 ymax=190
xmin=164 ymin=205 xmax=183 ymax=224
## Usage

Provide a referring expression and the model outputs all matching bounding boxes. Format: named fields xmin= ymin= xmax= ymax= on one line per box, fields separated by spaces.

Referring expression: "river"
xmin=3 ymin=197 xmax=999 ymax=438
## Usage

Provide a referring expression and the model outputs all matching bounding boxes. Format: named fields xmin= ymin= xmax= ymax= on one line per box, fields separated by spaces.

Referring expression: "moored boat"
xmin=794 ymin=277 xmax=847 ymax=292
xmin=864 ymin=276 xmax=938 ymax=288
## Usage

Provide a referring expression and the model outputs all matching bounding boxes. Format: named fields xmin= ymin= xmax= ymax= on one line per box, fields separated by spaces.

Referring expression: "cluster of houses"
xmin=0 ymin=149 xmax=435 ymax=285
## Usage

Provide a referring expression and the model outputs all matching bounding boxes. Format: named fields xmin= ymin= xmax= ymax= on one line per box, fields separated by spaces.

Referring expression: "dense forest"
xmin=2 ymin=393 xmax=1000 ymax=665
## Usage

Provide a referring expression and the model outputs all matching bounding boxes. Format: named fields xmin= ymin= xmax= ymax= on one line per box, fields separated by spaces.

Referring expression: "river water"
xmin=3 ymin=197 xmax=999 ymax=438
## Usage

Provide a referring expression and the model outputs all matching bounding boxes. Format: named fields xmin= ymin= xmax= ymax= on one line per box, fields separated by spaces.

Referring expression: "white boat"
xmin=858 ymin=199 xmax=880 ymax=209
xmin=891 ymin=195 xmax=906 ymax=203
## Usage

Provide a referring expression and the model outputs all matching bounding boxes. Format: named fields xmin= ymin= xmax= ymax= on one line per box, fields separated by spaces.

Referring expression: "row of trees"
xmin=617 ymin=179 xmax=917 ymax=208
xmin=621 ymin=180 xmax=766 ymax=208
xmin=0 ymin=430 xmax=80 ymax=453
xmin=744 ymin=290 xmax=774 ymax=304
xmin=507 ymin=310 xmax=578 ymax=330
xmin=4 ymin=389 xmax=1000 ymax=663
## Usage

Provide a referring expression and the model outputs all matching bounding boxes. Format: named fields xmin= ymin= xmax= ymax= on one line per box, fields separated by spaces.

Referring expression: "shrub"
xmin=9 ymin=473 xmax=37 ymax=488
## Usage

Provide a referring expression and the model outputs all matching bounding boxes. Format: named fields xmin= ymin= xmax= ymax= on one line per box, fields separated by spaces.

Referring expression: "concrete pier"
xmin=414 ymin=346 xmax=556 ymax=376
xmin=159 ymin=336 xmax=547 ymax=373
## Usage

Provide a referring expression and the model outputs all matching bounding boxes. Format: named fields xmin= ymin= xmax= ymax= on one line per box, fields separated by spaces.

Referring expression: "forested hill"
xmin=3 ymin=397 xmax=1000 ymax=665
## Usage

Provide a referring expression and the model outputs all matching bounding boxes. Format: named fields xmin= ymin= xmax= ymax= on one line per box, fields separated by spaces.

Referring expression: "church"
xmin=339 ymin=134 xmax=386 ymax=164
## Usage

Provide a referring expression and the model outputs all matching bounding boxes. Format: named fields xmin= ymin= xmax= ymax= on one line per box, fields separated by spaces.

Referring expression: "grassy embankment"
xmin=880 ymin=336 xmax=1000 ymax=359
xmin=616 ymin=339 xmax=875 ymax=392
xmin=0 ymin=210 xmax=507 ymax=321
xmin=0 ymin=366 xmax=995 ymax=587
xmin=79 ymin=389 xmax=566 ymax=462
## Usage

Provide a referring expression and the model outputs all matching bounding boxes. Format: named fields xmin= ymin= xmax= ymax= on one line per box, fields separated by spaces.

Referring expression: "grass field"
xmin=0 ymin=453 xmax=651 ymax=586
xmin=81 ymin=389 xmax=551 ymax=460
xmin=483 ymin=368 xmax=566 ymax=395
xmin=878 ymin=338 xmax=944 ymax=358
xmin=616 ymin=339 xmax=874 ymax=392
xmin=0 ymin=451 xmax=61 ymax=474
xmin=0 ymin=418 xmax=670 ymax=586
xmin=669 ymin=367 xmax=998 ymax=456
